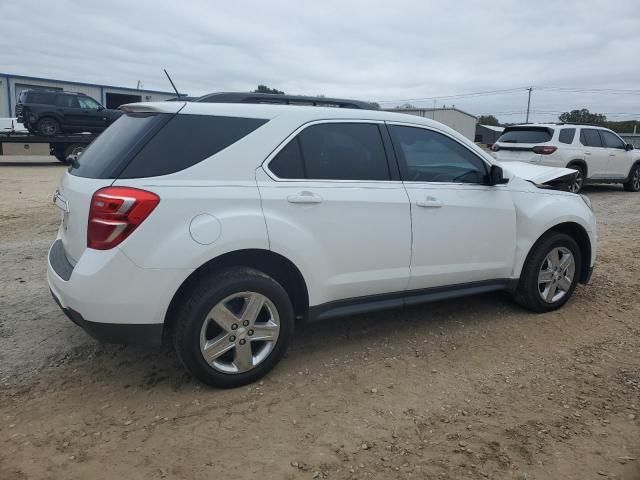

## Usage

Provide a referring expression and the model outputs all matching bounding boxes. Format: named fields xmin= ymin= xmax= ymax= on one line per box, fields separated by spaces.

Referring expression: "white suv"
xmin=48 ymin=101 xmax=597 ymax=388
xmin=491 ymin=124 xmax=640 ymax=193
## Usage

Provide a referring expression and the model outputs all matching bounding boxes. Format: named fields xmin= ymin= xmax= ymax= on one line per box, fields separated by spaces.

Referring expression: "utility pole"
xmin=525 ymin=87 xmax=533 ymax=123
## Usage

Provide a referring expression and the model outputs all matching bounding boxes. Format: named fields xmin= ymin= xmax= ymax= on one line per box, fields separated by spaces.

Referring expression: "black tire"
xmin=65 ymin=143 xmax=85 ymax=158
xmin=623 ymin=163 xmax=640 ymax=192
xmin=37 ymin=117 xmax=60 ymax=136
xmin=172 ymin=267 xmax=295 ymax=388
xmin=567 ymin=163 xmax=585 ymax=193
xmin=514 ymin=232 xmax=582 ymax=313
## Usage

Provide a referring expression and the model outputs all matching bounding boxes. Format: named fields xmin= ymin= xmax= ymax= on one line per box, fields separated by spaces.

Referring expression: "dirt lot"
xmin=1 ymin=160 xmax=638 ymax=480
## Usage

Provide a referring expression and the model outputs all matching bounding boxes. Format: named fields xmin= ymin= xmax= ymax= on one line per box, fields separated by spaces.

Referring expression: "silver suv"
xmin=491 ymin=124 xmax=640 ymax=193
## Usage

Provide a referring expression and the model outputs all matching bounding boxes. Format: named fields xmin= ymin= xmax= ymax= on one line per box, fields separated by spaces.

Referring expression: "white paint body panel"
xmin=47 ymin=103 xmax=597 ymax=328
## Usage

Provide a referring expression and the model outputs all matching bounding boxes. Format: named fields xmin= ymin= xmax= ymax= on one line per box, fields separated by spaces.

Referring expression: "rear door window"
xmin=268 ymin=122 xmax=390 ymax=181
xmin=29 ymin=92 xmax=56 ymax=105
xmin=558 ymin=128 xmax=576 ymax=144
xmin=497 ymin=127 xmax=553 ymax=144
xmin=580 ymin=129 xmax=603 ymax=147
xmin=600 ymin=130 xmax=625 ymax=149
xmin=55 ymin=95 xmax=80 ymax=108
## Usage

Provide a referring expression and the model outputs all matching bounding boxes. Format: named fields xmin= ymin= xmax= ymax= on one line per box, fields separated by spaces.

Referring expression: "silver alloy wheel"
xmin=199 ymin=291 xmax=280 ymax=374
xmin=538 ymin=247 xmax=575 ymax=303
xmin=632 ymin=166 xmax=640 ymax=191
xmin=569 ymin=170 xmax=583 ymax=193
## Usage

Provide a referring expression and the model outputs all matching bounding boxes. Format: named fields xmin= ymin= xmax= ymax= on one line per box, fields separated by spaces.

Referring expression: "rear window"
xmin=497 ymin=127 xmax=553 ymax=144
xmin=558 ymin=128 xmax=576 ymax=144
xmin=70 ymin=114 xmax=267 ymax=179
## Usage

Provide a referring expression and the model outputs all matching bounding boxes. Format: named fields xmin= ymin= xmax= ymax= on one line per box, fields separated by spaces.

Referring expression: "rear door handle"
xmin=609 ymin=153 xmax=616 ymax=157
xmin=584 ymin=151 xmax=592 ymax=155
xmin=287 ymin=191 xmax=323 ymax=204
xmin=416 ymin=197 xmax=442 ymax=208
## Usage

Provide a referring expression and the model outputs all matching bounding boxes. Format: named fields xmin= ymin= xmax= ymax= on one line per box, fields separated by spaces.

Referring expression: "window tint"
xmin=600 ymin=130 xmax=625 ymax=149
xmin=580 ymin=129 xmax=603 ymax=147
xmin=120 ymin=115 xmax=268 ymax=178
xmin=270 ymin=123 xmax=390 ymax=181
xmin=55 ymin=95 xmax=79 ymax=108
xmin=28 ymin=92 xmax=56 ymax=105
xmin=269 ymin=137 xmax=305 ymax=179
xmin=390 ymin=126 xmax=487 ymax=183
xmin=558 ymin=128 xmax=575 ymax=144
xmin=497 ymin=127 xmax=553 ymax=144
xmin=78 ymin=96 xmax=102 ymax=110
xmin=70 ymin=113 xmax=169 ymax=178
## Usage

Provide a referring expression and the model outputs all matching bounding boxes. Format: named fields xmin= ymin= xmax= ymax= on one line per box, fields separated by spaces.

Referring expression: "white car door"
xmin=387 ymin=123 xmax=516 ymax=290
xmin=257 ymin=121 xmax=411 ymax=307
xmin=579 ymin=128 xmax=610 ymax=178
xmin=600 ymin=130 xmax=634 ymax=178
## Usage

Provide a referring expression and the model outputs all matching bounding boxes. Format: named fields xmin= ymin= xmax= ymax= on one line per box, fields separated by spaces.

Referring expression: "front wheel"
xmin=172 ymin=267 xmax=294 ymax=388
xmin=514 ymin=232 xmax=582 ymax=313
xmin=623 ymin=164 xmax=640 ymax=192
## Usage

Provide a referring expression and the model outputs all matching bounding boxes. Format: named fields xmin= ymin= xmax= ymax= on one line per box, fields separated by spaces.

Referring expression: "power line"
xmin=377 ymin=87 xmax=528 ymax=104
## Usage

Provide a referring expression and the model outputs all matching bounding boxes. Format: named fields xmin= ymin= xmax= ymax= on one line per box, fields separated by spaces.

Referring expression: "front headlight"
xmin=580 ymin=194 xmax=592 ymax=211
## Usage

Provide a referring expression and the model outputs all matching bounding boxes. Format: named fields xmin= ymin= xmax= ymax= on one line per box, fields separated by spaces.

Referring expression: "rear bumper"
xmin=47 ymin=238 xmax=190 ymax=346
xmin=50 ymin=289 xmax=163 ymax=346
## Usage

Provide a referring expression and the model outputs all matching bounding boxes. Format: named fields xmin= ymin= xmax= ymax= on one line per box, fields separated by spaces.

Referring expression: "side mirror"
xmin=65 ymin=154 xmax=79 ymax=168
xmin=625 ymin=143 xmax=634 ymax=151
xmin=97 ymin=105 xmax=105 ymax=111
xmin=486 ymin=164 xmax=508 ymax=186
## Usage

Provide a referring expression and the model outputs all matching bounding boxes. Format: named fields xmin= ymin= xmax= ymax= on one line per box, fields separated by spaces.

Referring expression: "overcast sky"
xmin=3 ymin=0 xmax=640 ymax=123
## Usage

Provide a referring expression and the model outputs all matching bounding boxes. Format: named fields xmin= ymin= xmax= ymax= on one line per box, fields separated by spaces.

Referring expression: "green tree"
xmin=558 ymin=109 xmax=606 ymax=124
xmin=253 ymin=85 xmax=284 ymax=94
xmin=478 ymin=115 xmax=500 ymax=126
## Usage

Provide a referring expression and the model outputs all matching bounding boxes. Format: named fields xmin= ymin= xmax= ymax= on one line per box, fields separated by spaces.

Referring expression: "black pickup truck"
xmin=17 ymin=90 xmax=122 ymax=136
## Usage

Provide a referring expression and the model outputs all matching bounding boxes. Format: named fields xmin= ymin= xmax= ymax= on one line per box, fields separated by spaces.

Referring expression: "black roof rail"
xmin=554 ymin=122 xmax=607 ymax=127
xmin=194 ymin=92 xmax=377 ymax=110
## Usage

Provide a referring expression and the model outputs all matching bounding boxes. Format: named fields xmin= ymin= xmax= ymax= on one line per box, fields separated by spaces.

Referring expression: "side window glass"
xmin=269 ymin=137 xmax=305 ymax=179
xmin=297 ymin=123 xmax=390 ymax=181
xmin=558 ymin=128 xmax=575 ymax=144
xmin=56 ymin=95 xmax=79 ymax=108
xmin=601 ymin=131 xmax=625 ymax=149
xmin=581 ymin=129 xmax=603 ymax=147
xmin=389 ymin=125 xmax=487 ymax=183
xmin=79 ymin=97 xmax=101 ymax=110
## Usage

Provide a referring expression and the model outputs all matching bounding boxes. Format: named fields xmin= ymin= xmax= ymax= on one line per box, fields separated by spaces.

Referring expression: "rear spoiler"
xmin=119 ymin=102 xmax=186 ymax=114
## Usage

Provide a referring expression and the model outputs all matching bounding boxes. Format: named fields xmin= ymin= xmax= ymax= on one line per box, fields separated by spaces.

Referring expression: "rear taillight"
xmin=532 ymin=145 xmax=558 ymax=155
xmin=88 ymin=187 xmax=160 ymax=250
xmin=490 ymin=144 xmax=500 ymax=152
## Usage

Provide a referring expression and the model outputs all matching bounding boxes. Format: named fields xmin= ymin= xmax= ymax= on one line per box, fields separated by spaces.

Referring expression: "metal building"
xmin=0 ymin=73 xmax=183 ymax=118
xmin=383 ymin=107 xmax=477 ymax=140
xmin=475 ymin=124 xmax=504 ymax=145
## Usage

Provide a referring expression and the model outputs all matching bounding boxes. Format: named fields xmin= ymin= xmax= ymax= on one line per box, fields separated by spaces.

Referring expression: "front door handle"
xmin=609 ymin=153 xmax=616 ymax=157
xmin=416 ymin=197 xmax=442 ymax=208
xmin=287 ymin=191 xmax=323 ymax=204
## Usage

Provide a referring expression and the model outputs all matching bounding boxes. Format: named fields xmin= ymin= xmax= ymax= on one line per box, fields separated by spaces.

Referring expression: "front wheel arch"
xmin=522 ymin=222 xmax=592 ymax=285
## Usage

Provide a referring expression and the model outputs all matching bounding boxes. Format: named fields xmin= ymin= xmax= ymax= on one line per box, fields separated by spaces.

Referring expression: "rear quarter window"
xmin=558 ymin=128 xmax=576 ymax=144
xmin=70 ymin=114 xmax=268 ymax=179
xmin=498 ymin=128 xmax=553 ymax=144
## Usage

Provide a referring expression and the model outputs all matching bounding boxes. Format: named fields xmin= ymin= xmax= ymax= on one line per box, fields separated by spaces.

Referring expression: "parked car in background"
xmin=48 ymin=100 xmax=596 ymax=388
xmin=491 ymin=124 xmax=640 ymax=193
xmin=16 ymin=90 xmax=122 ymax=136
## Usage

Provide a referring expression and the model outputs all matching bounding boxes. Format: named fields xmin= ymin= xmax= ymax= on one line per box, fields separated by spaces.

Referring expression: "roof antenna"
xmin=163 ymin=69 xmax=180 ymax=98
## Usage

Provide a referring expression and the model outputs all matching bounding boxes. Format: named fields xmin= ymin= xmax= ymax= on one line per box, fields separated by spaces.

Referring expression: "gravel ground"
xmin=0 ymin=160 xmax=638 ymax=480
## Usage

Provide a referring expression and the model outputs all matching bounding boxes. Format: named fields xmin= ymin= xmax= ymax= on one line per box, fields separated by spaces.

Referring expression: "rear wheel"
xmin=172 ymin=267 xmax=294 ymax=388
xmin=514 ymin=232 xmax=582 ymax=313
xmin=567 ymin=164 xmax=585 ymax=193
xmin=37 ymin=117 xmax=60 ymax=136
xmin=623 ymin=163 xmax=640 ymax=192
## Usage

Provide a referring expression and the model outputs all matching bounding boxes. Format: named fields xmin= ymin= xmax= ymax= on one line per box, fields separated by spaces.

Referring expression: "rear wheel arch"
xmin=164 ymin=249 xmax=309 ymax=340
xmin=566 ymin=159 xmax=587 ymax=177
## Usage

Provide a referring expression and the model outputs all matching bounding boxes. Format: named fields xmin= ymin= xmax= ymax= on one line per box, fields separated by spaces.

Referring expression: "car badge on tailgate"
xmin=53 ymin=190 xmax=70 ymax=230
